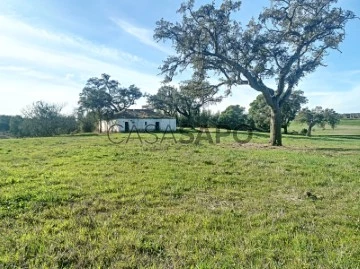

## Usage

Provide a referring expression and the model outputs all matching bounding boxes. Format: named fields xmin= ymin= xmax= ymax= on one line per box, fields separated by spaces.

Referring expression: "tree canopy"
xmin=154 ymin=0 xmax=356 ymax=145
xmin=147 ymin=79 xmax=222 ymax=127
xmin=16 ymin=101 xmax=77 ymax=137
xmin=217 ymin=105 xmax=248 ymax=130
xmin=297 ymin=106 xmax=341 ymax=136
xmin=78 ymin=73 xmax=142 ymax=132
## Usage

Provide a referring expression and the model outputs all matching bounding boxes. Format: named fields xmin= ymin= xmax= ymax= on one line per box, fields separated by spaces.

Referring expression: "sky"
xmin=0 ymin=0 xmax=359 ymax=116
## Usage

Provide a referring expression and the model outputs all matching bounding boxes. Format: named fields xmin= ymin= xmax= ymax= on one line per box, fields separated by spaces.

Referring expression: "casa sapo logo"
xmin=107 ymin=123 xmax=253 ymax=145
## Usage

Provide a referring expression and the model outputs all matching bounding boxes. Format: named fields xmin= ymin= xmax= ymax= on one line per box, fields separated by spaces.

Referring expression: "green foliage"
xmin=9 ymin=116 xmax=24 ymax=137
xmin=20 ymin=101 xmax=77 ymax=137
xmin=249 ymin=90 xmax=308 ymax=132
xmin=297 ymin=106 xmax=341 ymax=136
xmin=217 ymin=105 xmax=248 ymax=130
xmin=0 ymin=124 xmax=360 ymax=267
xmin=0 ymin=115 xmax=11 ymax=132
xmin=197 ymin=109 xmax=219 ymax=128
xmin=248 ymin=95 xmax=271 ymax=131
xmin=147 ymin=85 xmax=178 ymax=117
xmin=147 ymin=80 xmax=222 ymax=127
xmin=5 ymin=102 xmax=77 ymax=137
xmin=324 ymin=108 xmax=341 ymax=129
xmin=77 ymin=111 xmax=97 ymax=133
xmin=78 ymin=74 xmax=142 ymax=132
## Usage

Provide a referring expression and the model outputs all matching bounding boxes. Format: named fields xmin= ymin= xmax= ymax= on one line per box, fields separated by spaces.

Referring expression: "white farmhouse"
xmin=99 ymin=109 xmax=176 ymax=133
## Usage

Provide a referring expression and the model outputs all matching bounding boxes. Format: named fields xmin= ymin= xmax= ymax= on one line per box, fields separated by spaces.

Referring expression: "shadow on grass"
xmin=313 ymin=147 xmax=360 ymax=152
xmin=283 ymin=134 xmax=360 ymax=142
xmin=315 ymin=135 xmax=360 ymax=140
xmin=68 ymin=133 xmax=100 ymax=137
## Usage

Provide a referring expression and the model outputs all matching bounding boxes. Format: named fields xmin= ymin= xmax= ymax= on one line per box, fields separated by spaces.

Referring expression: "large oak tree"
xmin=154 ymin=0 xmax=356 ymax=145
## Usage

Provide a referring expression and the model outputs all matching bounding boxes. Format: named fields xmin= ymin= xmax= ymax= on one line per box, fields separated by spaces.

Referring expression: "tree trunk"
xmin=98 ymin=112 xmax=102 ymax=133
xmin=270 ymin=106 xmax=282 ymax=146
xmin=283 ymin=125 xmax=288 ymax=134
xmin=307 ymin=125 xmax=313 ymax=136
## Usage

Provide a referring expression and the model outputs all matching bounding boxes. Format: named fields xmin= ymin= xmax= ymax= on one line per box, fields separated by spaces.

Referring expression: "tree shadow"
xmin=283 ymin=134 xmax=360 ymax=142
xmin=315 ymin=135 xmax=360 ymax=140
xmin=312 ymin=147 xmax=360 ymax=152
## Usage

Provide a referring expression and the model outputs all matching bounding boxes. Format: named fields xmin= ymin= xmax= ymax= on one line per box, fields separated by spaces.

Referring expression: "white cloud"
xmin=0 ymin=15 xmax=148 ymax=65
xmin=0 ymin=15 xmax=166 ymax=115
xmin=110 ymin=17 xmax=173 ymax=55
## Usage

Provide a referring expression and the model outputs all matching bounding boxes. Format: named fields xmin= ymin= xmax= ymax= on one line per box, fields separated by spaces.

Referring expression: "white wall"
xmin=100 ymin=118 xmax=176 ymax=132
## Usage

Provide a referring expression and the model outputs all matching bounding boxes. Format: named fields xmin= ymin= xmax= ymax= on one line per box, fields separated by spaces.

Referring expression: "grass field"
xmin=0 ymin=120 xmax=360 ymax=268
xmin=289 ymin=118 xmax=360 ymax=136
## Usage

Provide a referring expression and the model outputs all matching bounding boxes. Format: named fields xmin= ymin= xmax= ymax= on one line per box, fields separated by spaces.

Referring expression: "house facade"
xmin=100 ymin=109 xmax=176 ymax=132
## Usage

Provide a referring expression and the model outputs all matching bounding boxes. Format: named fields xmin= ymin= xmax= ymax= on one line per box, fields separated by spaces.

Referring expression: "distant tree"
xmin=78 ymin=73 xmax=142 ymax=132
xmin=9 ymin=116 xmax=24 ymax=137
xmin=77 ymin=110 xmax=97 ymax=133
xmin=197 ymin=109 xmax=219 ymax=128
xmin=0 ymin=115 xmax=11 ymax=132
xmin=22 ymin=101 xmax=65 ymax=136
xmin=20 ymin=101 xmax=77 ymax=137
xmin=249 ymin=90 xmax=308 ymax=133
xmin=147 ymin=79 xmax=222 ymax=128
xmin=218 ymin=105 xmax=248 ymax=130
xmin=297 ymin=106 xmax=340 ymax=136
xmin=146 ymin=85 xmax=178 ymax=117
xmin=154 ymin=0 xmax=356 ymax=145
xmin=248 ymin=95 xmax=272 ymax=132
xmin=324 ymin=108 xmax=341 ymax=129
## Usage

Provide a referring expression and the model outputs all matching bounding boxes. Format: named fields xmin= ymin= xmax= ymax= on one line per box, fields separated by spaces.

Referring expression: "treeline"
xmin=1 ymin=72 xmax=341 ymax=138
xmin=0 ymin=101 xmax=95 ymax=137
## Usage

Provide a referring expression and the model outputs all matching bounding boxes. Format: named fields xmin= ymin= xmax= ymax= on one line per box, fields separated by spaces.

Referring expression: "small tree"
xmin=9 ymin=116 xmax=24 ymax=137
xmin=297 ymin=106 xmax=340 ymax=136
xmin=218 ymin=105 xmax=248 ymax=130
xmin=22 ymin=101 xmax=65 ymax=136
xmin=0 ymin=115 xmax=11 ymax=133
xmin=20 ymin=101 xmax=77 ymax=137
xmin=324 ymin=108 xmax=341 ymax=129
xmin=249 ymin=90 xmax=308 ymax=133
xmin=146 ymin=85 xmax=178 ymax=118
xmin=147 ymin=79 xmax=222 ymax=128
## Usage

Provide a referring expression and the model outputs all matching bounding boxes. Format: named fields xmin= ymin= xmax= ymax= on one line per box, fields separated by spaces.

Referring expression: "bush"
xmin=300 ymin=128 xmax=308 ymax=135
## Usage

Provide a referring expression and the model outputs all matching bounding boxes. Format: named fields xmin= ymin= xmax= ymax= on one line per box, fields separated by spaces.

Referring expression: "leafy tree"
xmin=77 ymin=110 xmax=97 ymax=133
xmin=78 ymin=73 xmax=142 ymax=132
xmin=217 ymin=105 xmax=248 ymax=130
xmin=14 ymin=101 xmax=78 ymax=137
xmin=248 ymin=95 xmax=272 ymax=132
xmin=146 ymin=85 xmax=178 ymax=117
xmin=249 ymin=90 xmax=308 ymax=133
xmin=324 ymin=108 xmax=341 ymax=129
xmin=22 ymin=101 xmax=65 ymax=136
xmin=154 ymin=0 xmax=355 ymax=145
xmin=147 ymin=79 xmax=222 ymax=127
xmin=9 ymin=116 xmax=24 ymax=137
xmin=0 ymin=115 xmax=11 ymax=132
xmin=196 ymin=109 xmax=219 ymax=128
xmin=297 ymin=106 xmax=340 ymax=136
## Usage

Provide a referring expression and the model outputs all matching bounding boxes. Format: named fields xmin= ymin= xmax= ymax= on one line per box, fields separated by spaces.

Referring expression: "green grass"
xmin=289 ymin=118 xmax=360 ymax=136
xmin=1 ymin=124 xmax=360 ymax=268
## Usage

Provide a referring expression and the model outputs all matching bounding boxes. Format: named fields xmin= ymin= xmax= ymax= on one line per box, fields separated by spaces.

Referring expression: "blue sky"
xmin=0 ymin=0 xmax=359 ymax=115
